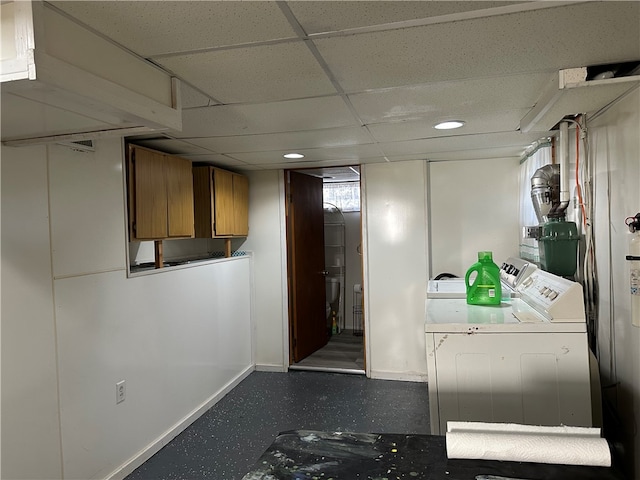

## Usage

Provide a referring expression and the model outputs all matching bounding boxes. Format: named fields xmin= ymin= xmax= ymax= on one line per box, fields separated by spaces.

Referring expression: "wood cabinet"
xmin=127 ymin=144 xmax=194 ymax=240
xmin=193 ymin=166 xmax=249 ymax=238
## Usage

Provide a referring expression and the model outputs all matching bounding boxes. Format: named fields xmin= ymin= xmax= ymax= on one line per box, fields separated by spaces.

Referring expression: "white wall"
xmin=429 ymin=157 xmax=521 ymax=278
xmin=247 ymin=163 xmax=429 ymax=380
xmin=362 ymin=160 xmax=428 ymax=381
xmin=589 ymin=86 xmax=640 ymax=477
xmin=1 ymin=145 xmax=63 ymax=480
xmin=1 ymin=140 xmax=253 ymax=480
xmin=242 ymin=170 xmax=287 ymax=371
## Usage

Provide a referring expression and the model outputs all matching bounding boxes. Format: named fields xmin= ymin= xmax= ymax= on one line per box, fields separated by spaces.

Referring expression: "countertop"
xmin=241 ymin=430 xmax=624 ymax=480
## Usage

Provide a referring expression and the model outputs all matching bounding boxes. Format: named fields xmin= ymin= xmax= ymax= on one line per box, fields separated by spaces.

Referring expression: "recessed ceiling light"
xmin=284 ymin=152 xmax=304 ymax=159
xmin=434 ymin=120 xmax=465 ymax=130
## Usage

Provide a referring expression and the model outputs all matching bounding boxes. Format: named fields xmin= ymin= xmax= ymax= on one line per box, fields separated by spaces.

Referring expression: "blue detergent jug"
xmin=465 ymin=251 xmax=502 ymax=306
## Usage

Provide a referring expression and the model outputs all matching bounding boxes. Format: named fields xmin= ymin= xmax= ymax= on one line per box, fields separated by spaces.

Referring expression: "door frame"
xmin=281 ymin=167 xmax=367 ymax=373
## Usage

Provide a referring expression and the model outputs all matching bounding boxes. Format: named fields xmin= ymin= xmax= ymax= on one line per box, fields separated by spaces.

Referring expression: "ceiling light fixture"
xmin=434 ymin=120 xmax=465 ymax=130
xmin=284 ymin=152 xmax=304 ymax=159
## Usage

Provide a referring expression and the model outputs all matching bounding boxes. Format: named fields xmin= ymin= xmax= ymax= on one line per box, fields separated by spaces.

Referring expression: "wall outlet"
xmin=116 ymin=380 xmax=126 ymax=404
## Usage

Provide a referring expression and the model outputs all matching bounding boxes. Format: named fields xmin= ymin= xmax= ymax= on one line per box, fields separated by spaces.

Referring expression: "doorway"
xmin=285 ymin=166 xmax=365 ymax=374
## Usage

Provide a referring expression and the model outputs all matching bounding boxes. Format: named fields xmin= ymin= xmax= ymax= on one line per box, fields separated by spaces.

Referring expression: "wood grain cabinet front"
xmin=193 ymin=166 xmax=249 ymax=238
xmin=127 ymin=144 xmax=194 ymax=241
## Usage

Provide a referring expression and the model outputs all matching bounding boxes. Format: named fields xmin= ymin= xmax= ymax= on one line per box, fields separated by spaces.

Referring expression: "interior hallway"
xmin=125 ymin=371 xmax=429 ymax=480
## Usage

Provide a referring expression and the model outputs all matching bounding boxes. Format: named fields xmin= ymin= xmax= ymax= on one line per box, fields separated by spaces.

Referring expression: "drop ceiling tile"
xmin=297 ymin=166 xmax=361 ymax=183
xmin=289 ymin=1 xmax=521 ymax=34
xmin=155 ymin=42 xmax=337 ymax=104
xmin=50 ymin=1 xmax=298 ymax=57
xmin=230 ymin=144 xmax=381 ymax=165
xmin=265 ymin=158 xmax=373 ymax=170
xmin=358 ymin=156 xmax=393 ymax=166
xmin=349 ymin=74 xmax=551 ymax=124
xmin=313 ymin=2 xmax=640 ymax=92
xmin=367 ymin=109 xmax=529 ymax=143
xmin=386 ymin=154 xmax=430 ymax=162
xmin=379 ymin=131 xmax=543 ymax=157
xmin=174 ymin=97 xmax=359 ymax=138
xmin=181 ymin=83 xmax=214 ymax=109
xmin=427 ymin=146 xmax=526 ymax=161
xmin=183 ymin=126 xmax=374 ymax=154
xmin=266 ymin=157 xmax=388 ymax=169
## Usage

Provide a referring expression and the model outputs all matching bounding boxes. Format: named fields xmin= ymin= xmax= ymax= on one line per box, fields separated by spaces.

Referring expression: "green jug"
xmin=465 ymin=251 xmax=502 ymax=306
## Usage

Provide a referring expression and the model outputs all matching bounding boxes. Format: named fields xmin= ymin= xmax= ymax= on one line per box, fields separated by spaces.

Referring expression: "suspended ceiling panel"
xmin=174 ymin=97 xmax=359 ymax=138
xmin=426 ymin=145 xmax=530 ymax=161
xmin=180 ymin=83 xmax=213 ymax=109
xmin=313 ymin=2 xmax=640 ymax=92
xmin=49 ymin=1 xmax=298 ymax=56
xmin=295 ymin=166 xmax=360 ymax=183
xmin=264 ymin=156 xmax=388 ymax=170
xmin=229 ymin=144 xmax=382 ymax=165
xmin=379 ymin=130 xmax=543 ymax=157
xmin=368 ymin=110 xmax=529 ymax=144
xmin=182 ymin=127 xmax=374 ymax=154
xmin=288 ymin=1 xmax=524 ymax=34
xmin=348 ymin=73 xmax=552 ymax=124
xmin=156 ymin=42 xmax=337 ymax=104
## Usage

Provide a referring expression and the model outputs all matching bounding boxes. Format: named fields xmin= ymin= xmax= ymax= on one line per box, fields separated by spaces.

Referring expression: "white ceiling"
xmin=14 ymin=2 xmax=640 ymax=175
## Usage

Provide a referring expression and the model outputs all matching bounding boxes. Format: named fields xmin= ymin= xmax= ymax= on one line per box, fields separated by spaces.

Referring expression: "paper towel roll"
xmin=446 ymin=422 xmax=611 ymax=467
xmin=447 ymin=421 xmax=601 ymax=437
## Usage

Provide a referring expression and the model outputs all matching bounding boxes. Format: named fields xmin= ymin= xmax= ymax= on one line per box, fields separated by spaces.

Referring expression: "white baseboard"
xmin=255 ymin=363 xmax=287 ymax=373
xmin=106 ymin=364 xmax=255 ymax=480
xmin=370 ymin=370 xmax=428 ymax=383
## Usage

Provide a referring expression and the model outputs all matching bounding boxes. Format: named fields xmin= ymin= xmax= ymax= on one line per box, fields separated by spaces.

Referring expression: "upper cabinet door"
xmin=213 ymin=168 xmax=235 ymax=236
xmin=166 ymin=156 xmax=195 ymax=238
xmin=131 ymin=147 xmax=168 ymax=240
xmin=128 ymin=145 xmax=194 ymax=241
xmin=192 ymin=166 xmax=249 ymax=239
xmin=232 ymin=173 xmax=249 ymax=236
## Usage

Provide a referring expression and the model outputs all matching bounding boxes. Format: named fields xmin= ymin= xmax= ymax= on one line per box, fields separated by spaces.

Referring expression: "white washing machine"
xmin=425 ymin=267 xmax=593 ymax=435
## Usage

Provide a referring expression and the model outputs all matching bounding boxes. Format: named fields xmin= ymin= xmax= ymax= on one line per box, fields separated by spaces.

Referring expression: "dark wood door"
xmin=286 ymin=170 xmax=328 ymax=362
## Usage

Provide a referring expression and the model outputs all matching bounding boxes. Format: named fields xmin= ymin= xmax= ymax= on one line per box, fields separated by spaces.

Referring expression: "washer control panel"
xmin=517 ymin=270 xmax=585 ymax=322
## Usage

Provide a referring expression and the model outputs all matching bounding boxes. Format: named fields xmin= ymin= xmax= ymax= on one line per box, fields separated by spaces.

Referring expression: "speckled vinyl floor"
xmin=125 ymin=370 xmax=429 ymax=480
